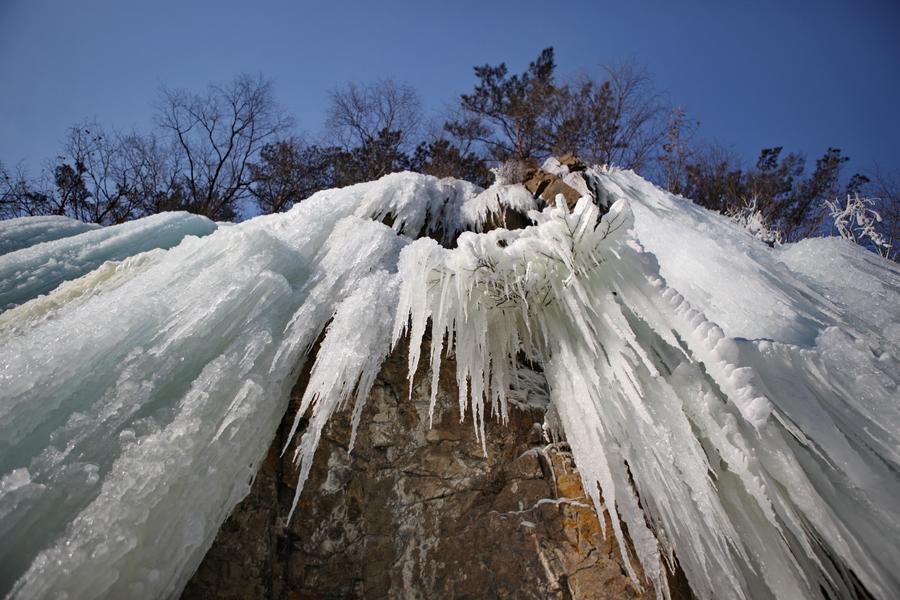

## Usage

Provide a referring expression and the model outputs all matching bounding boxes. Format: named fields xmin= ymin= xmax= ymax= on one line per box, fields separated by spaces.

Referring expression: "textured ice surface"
xmin=0 ymin=212 xmax=217 ymax=311
xmin=1 ymin=169 xmax=898 ymax=599
xmin=0 ymin=216 xmax=100 ymax=256
xmin=387 ymin=190 xmax=900 ymax=599
xmin=350 ymin=172 xmax=480 ymax=243
xmin=460 ymin=182 xmax=537 ymax=228
xmin=776 ymin=236 xmax=900 ymax=348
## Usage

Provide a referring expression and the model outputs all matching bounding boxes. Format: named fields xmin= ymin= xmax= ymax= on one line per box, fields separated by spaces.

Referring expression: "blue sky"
xmin=1 ymin=0 xmax=898 ymax=177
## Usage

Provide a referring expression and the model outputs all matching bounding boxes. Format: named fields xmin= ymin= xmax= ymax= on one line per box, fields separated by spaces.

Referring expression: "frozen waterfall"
xmin=1 ymin=167 xmax=898 ymax=599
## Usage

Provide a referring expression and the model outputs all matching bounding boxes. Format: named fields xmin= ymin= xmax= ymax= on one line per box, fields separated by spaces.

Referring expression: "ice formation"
xmin=1 ymin=166 xmax=898 ymax=599
xmin=0 ymin=216 xmax=100 ymax=256
xmin=0 ymin=212 xmax=217 ymax=310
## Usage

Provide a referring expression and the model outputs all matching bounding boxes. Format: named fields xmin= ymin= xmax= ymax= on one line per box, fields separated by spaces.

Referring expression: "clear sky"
xmin=1 ymin=0 xmax=898 ymax=176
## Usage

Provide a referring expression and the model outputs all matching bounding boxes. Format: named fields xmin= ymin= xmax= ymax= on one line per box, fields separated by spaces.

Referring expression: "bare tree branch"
xmin=156 ymin=74 xmax=293 ymax=220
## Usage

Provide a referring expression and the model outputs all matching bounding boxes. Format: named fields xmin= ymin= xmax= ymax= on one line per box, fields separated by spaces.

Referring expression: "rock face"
xmin=522 ymin=154 xmax=600 ymax=212
xmin=183 ymin=341 xmax=689 ymax=599
xmin=524 ymin=170 xmax=583 ymax=210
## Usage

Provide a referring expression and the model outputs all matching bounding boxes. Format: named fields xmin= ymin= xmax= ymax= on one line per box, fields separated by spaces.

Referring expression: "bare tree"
xmin=547 ymin=62 xmax=665 ymax=170
xmin=321 ymin=79 xmax=423 ymax=185
xmin=0 ymin=162 xmax=20 ymax=218
xmin=117 ymin=132 xmax=186 ymax=215
xmin=46 ymin=124 xmax=184 ymax=224
xmin=0 ymin=162 xmax=54 ymax=219
xmin=681 ymin=142 xmax=747 ymax=213
xmin=156 ymin=74 xmax=292 ymax=220
xmin=325 ymin=79 xmax=422 ymax=152
xmin=249 ymin=138 xmax=334 ymax=213
xmin=410 ymin=138 xmax=492 ymax=187
xmin=863 ymin=166 xmax=900 ymax=261
xmin=598 ymin=60 xmax=666 ymax=170
xmin=656 ymin=107 xmax=699 ymax=194
xmin=545 ymin=79 xmax=601 ymax=160
xmin=61 ymin=123 xmax=147 ymax=224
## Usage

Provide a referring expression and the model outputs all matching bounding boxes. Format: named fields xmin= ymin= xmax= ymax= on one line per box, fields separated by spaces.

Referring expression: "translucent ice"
xmin=0 ymin=216 xmax=100 ymax=256
xmin=0 ymin=212 xmax=217 ymax=311
xmin=1 ymin=168 xmax=898 ymax=600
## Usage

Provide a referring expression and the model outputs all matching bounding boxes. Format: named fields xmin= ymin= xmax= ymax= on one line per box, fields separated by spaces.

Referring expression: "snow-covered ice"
xmin=0 ymin=216 xmax=100 ymax=256
xmin=0 ymin=168 xmax=898 ymax=600
xmin=0 ymin=212 xmax=217 ymax=311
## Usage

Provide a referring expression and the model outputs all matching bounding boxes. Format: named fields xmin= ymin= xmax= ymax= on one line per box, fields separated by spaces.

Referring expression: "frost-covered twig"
xmin=727 ymin=197 xmax=783 ymax=246
xmin=825 ymin=193 xmax=892 ymax=258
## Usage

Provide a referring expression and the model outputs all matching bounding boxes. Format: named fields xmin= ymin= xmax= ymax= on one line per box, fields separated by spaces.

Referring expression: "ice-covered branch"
xmin=826 ymin=193 xmax=892 ymax=258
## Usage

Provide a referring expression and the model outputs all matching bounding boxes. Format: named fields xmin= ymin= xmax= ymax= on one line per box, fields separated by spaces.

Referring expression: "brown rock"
xmin=524 ymin=169 xmax=584 ymax=211
xmin=542 ymin=178 xmax=583 ymax=211
xmin=183 ymin=342 xmax=690 ymax=599
xmin=481 ymin=205 xmax=532 ymax=232
xmin=558 ymin=153 xmax=587 ymax=172
xmin=523 ymin=169 xmax=553 ymax=196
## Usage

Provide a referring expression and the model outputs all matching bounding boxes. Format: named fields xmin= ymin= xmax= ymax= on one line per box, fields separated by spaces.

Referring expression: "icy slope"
xmin=0 ymin=216 xmax=100 ymax=256
xmin=0 ymin=212 xmax=217 ymax=311
xmin=0 ymin=175 xmax=465 ymax=599
xmin=1 ymin=168 xmax=898 ymax=600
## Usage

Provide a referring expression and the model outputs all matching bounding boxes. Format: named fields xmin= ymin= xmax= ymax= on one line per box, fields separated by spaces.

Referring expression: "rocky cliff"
xmin=183 ymin=340 xmax=690 ymax=599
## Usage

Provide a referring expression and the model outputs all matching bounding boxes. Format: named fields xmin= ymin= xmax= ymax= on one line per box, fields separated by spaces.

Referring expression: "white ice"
xmin=0 ymin=168 xmax=898 ymax=600
xmin=0 ymin=212 xmax=217 ymax=311
xmin=0 ymin=216 xmax=100 ymax=256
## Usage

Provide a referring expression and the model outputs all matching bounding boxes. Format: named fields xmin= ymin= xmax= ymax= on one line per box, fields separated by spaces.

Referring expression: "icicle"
xmin=2 ymin=168 xmax=899 ymax=600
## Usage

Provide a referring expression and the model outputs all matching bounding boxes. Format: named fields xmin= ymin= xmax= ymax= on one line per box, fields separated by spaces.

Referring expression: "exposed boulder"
xmin=558 ymin=153 xmax=587 ymax=172
xmin=480 ymin=206 xmax=532 ymax=232
xmin=522 ymin=155 xmax=596 ymax=211
xmin=523 ymin=170 xmax=579 ymax=210
xmin=542 ymin=178 xmax=583 ymax=210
